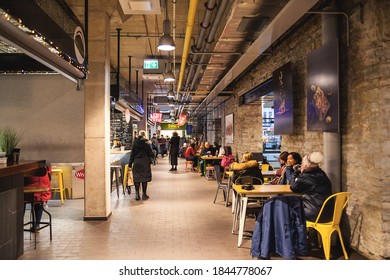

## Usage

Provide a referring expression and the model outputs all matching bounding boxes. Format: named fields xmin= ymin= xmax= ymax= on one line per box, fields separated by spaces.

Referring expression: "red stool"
xmin=185 ymin=161 xmax=194 ymax=172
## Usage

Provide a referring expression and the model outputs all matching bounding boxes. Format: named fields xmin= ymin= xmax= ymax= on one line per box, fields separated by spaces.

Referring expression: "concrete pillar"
xmin=83 ymin=10 xmax=111 ymax=219
xmin=322 ymin=2 xmax=341 ymax=193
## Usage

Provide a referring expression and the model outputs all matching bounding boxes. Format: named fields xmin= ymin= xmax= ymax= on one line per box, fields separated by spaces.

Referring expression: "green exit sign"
xmin=144 ymin=59 xmax=159 ymax=69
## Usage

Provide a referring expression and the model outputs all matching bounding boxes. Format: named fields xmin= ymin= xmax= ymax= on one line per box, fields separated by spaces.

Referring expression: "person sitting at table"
xmin=220 ymin=146 xmax=235 ymax=173
xmin=196 ymin=141 xmax=204 ymax=155
xmin=24 ymin=165 xmax=52 ymax=231
xmin=185 ymin=142 xmax=198 ymax=168
xmin=270 ymin=151 xmax=289 ymax=184
xmin=290 ymin=151 xmax=332 ymax=222
xmin=199 ymin=141 xmax=215 ymax=176
xmin=213 ymin=141 xmax=221 ymax=156
xmin=279 ymin=151 xmax=302 ymax=185
xmin=229 ymin=152 xmax=264 ymax=184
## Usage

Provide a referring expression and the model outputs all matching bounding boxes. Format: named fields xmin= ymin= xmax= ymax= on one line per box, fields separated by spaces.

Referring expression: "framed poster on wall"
xmin=307 ymin=40 xmax=339 ymax=132
xmin=273 ymin=62 xmax=293 ymax=134
xmin=225 ymin=113 xmax=234 ymax=144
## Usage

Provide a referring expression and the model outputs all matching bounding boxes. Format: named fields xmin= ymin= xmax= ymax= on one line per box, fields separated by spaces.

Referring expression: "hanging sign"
xmin=151 ymin=113 xmax=162 ymax=122
xmin=177 ymin=112 xmax=187 ymax=126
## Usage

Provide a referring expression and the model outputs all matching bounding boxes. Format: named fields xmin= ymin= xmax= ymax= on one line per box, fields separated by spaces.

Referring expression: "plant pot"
xmin=6 ymin=148 xmax=20 ymax=163
xmin=6 ymin=154 xmax=14 ymax=163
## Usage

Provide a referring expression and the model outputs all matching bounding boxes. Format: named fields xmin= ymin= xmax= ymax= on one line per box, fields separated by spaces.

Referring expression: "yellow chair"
xmin=261 ymin=163 xmax=269 ymax=172
xmin=306 ymin=192 xmax=351 ymax=260
xmin=122 ymin=164 xmax=133 ymax=195
xmin=51 ymin=168 xmax=67 ymax=204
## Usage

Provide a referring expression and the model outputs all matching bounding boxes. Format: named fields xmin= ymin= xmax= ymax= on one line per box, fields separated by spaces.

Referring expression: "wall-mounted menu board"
xmin=110 ymin=113 xmax=132 ymax=149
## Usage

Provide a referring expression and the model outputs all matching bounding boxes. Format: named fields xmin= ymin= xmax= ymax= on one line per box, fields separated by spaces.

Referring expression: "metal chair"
xmin=234 ymin=176 xmax=264 ymax=219
xmin=213 ymin=165 xmax=228 ymax=204
xmin=110 ymin=165 xmax=122 ymax=198
xmin=51 ymin=168 xmax=68 ymax=204
xmin=306 ymin=192 xmax=351 ymax=260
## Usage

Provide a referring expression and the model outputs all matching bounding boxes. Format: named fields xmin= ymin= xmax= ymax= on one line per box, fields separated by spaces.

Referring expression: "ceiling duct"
xmin=193 ymin=0 xmax=319 ymax=116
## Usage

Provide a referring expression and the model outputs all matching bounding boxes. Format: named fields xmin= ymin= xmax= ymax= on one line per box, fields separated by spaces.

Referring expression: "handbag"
xmin=127 ymin=168 xmax=134 ymax=186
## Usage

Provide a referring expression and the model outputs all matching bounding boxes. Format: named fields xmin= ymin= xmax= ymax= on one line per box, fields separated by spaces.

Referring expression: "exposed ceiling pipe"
xmin=176 ymin=0 xmax=199 ymax=95
xmin=192 ymin=0 xmax=319 ymax=117
xmin=176 ymin=0 xmax=227 ymax=118
xmin=184 ymin=0 xmax=216 ymax=91
xmin=116 ymin=28 xmax=121 ymax=101
xmin=190 ymin=0 xmax=229 ymax=91
xmin=178 ymin=0 xmax=217 ymax=119
xmin=172 ymin=0 xmax=177 ymax=100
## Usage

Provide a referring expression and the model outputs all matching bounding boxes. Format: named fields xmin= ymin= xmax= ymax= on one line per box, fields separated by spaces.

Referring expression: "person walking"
xmin=169 ymin=131 xmax=180 ymax=171
xmin=129 ymin=130 xmax=154 ymax=200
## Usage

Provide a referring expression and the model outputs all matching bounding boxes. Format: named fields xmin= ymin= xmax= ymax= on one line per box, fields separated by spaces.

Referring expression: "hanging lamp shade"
xmin=157 ymin=19 xmax=175 ymax=51
xmin=167 ymin=89 xmax=175 ymax=98
xmin=164 ymin=70 xmax=175 ymax=82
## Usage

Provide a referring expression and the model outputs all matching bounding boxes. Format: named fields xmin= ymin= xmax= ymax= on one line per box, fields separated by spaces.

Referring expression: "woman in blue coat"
xmin=129 ymin=130 xmax=155 ymax=200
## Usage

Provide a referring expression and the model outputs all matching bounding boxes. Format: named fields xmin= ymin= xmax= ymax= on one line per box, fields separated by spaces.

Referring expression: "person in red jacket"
xmin=185 ymin=142 xmax=198 ymax=168
xmin=24 ymin=165 xmax=52 ymax=229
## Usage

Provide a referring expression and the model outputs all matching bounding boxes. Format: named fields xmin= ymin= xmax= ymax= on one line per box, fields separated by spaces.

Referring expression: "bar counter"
xmin=0 ymin=160 xmax=46 ymax=259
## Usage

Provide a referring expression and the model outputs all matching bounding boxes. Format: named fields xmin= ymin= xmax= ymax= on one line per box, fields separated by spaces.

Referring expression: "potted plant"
xmin=0 ymin=127 xmax=23 ymax=163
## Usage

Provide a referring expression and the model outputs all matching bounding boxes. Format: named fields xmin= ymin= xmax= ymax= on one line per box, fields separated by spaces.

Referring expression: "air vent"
xmin=119 ymin=0 xmax=161 ymax=15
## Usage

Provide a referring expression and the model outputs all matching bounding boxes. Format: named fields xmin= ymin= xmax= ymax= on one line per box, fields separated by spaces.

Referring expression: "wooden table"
xmin=232 ymin=184 xmax=298 ymax=247
xmin=200 ymin=155 xmax=223 ymax=175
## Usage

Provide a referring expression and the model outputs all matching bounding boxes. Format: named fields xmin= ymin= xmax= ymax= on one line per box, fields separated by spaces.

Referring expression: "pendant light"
xmin=167 ymin=84 xmax=175 ymax=98
xmin=164 ymin=62 xmax=175 ymax=82
xmin=157 ymin=0 xmax=175 ymax=51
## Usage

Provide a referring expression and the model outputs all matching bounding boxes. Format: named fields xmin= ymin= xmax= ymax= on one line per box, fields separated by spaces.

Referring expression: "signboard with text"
xmin=151 ymin=113 xmax=162 ymax=122
xmin=160 ymin=123 xmax=186 ymax=130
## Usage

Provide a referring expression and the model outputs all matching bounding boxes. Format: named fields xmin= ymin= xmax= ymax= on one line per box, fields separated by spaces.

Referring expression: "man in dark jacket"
xmin=169 ymin=131 xmax=180 ymax=171
xmin=290 ymin=152 xmax=332 ymax=222
xmin=129 ymin=130 xmax=155 ymax=200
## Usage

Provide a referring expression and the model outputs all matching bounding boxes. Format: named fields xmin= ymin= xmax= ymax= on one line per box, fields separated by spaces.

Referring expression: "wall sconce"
xmin=157 ymin=1 xmax=175 ymax=51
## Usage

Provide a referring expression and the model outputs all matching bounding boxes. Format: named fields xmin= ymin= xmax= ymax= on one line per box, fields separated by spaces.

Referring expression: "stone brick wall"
xmin=217 ymin=0 xmax=389 ymax=259
xmin=225 ymin=15 xmax=323 ymax=161
xmin=339 ymin=0 xmax=390 ymax=259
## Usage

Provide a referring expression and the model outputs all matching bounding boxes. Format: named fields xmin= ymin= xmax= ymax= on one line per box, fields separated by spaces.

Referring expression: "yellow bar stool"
xmin=51 ymin=168 xmax=66 ymax=204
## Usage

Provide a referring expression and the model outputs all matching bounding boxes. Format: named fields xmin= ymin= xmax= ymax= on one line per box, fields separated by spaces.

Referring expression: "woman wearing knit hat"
xmin=290 ymin=151 xmax=332 ymax=222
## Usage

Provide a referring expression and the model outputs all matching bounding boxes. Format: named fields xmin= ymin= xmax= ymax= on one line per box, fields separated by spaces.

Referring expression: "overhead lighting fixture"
xmin=157 ymin=1 xmax=175 ymax=51
xmin=164 ymin=70 xmax=175 ymax=82
xmin=167 ymin=89 xmax=175 ymax=98
xmin=129 ymin=1 xmax=152 ymax=11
